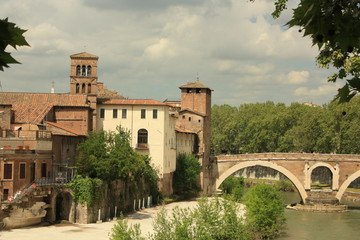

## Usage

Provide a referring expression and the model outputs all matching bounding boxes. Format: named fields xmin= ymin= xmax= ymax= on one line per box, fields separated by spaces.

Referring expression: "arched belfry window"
xmin=87 ymin=66 xmax=92 ymax=76
xmin=76 ymin=83 xmax=80 ymax=93
xmin=76 ymin=65 xmax=81 ymax=76
xmin=88 ymin=83 xmax=91 ymax=93
xmin=137 ymin=129 xmax=148 ymax=148
xmin=82 ymin=65 xmax=86 ymax=76
xmin=82 ymin=83 xmax=86 ymax=93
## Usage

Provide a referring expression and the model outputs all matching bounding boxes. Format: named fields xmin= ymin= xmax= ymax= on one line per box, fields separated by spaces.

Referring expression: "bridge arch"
xmin=215 ymin=160 xmax=307 ymax=202
xmin=336 ymin=170 xmax=360 ymax=200
xmin=307 ymin=162 xmax=339 ymax=190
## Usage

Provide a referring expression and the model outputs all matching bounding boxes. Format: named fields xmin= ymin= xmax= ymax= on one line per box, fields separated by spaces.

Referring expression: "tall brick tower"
xmin=178 ymin=79 xmax=213 ymax=194
xmin=70 ymin=52 xmax=99 ymax=95
xmin=69 ymin=52 xmax=99 ymax=130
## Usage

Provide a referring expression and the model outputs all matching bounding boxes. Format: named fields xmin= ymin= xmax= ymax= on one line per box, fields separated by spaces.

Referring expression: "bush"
xmin=109 ymin=215 xmax=145 ymax=240
xmin=219 ymin=175 xmax=245 ymax=201
xmin=243 ymin=183 xmax=286 ymax=239
xmin=173 ymin=154 xmax=201 ymax=197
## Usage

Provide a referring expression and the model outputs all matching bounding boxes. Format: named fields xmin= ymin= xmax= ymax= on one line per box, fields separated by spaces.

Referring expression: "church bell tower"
xmin=70 ymin=52 xmax=99 ymax=95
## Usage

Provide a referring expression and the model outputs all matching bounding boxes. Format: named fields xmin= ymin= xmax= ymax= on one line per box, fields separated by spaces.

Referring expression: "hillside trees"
xmin=267 ymin=0 xmax=360 ymax=102
xmin=211 ymin=98 xmax=360 ymax=154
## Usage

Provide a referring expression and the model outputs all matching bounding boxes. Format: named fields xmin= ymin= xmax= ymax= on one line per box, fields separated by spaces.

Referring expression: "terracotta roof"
xmin=179 ymin=80 xmax=212 ymax=90
xmin=100 ymin=99 xmax=168 ymax=106
xmin=0 ymin=93 xmax=89 ymax=124
xmin=45 ymin=121 xmax=86 ymax=136
xmin=70 ymin=52 xmax=98 ymax=59
xmin=179 ymin=108 xmax=206 ymax=117
xmin=176 ymin=127 xmax=196 ymax=134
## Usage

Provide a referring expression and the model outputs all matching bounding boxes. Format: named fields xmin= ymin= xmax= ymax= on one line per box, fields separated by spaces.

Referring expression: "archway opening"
xmin=219 ymin=166 xmax=302 ymax=205
xmin=55 ymin=192 xmax=72 ymax=222
xmin=339 ymin=176 xmax=360 ymax=208
xmin=311 ymin=166 xmax=332 ymax=190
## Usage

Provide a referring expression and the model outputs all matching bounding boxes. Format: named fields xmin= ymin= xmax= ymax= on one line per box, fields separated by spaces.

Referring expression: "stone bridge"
xmin=208 ymin=153 xmax=360 ymax=203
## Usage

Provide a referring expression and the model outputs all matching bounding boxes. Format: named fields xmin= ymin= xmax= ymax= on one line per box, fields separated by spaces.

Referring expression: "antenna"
xmin=51 ymin=81 xmax=55 ymax=94
xmin=196 ymin=72 xmax=200 ymax=82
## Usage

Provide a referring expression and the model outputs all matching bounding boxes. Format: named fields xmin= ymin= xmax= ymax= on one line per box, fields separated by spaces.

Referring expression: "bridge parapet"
xmin=211 ymin=153 xmax=360 ymax=162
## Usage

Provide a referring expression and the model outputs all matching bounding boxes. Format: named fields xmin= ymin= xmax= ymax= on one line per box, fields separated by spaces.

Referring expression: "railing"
xmin=136 ymin=143 xmax=149 ymax=149
xmin=0 ymin=129 xmax=52 ymax=140
xmin=5 ymin=177 xmax=72 ymax=203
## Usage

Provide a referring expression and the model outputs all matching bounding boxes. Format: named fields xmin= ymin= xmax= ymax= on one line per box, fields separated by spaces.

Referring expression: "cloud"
xmin=294 ymin=83 xmax=341 ymax=98
xmin=278 ymin=71 xmax=309 ymax=85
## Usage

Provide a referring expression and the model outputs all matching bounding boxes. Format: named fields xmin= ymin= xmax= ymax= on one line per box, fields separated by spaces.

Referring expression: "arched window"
xmin=87 ymin=66 xmax=92 ymax=76
xmin=76 ymin=65 xmax=81 ymax=76
xmin=82 ymin=65 xmax=86 ymax=76
xmin=76 ymin=83 xmax=80 ymax=93
xmin=82 ymin=83 xmax=86 ymax=93
xmin=137 ymin=129 xmax=148 ymax=148
xmin=88 ymin=83 xmax=92 ymax=93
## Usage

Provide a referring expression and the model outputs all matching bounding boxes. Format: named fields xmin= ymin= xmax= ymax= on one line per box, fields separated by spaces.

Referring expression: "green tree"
xmin=172 ymin=153 xmax=201 ymax=197
xmin=0 ymin=18 xmax=29 ymax=71
xmin=75 ymin=126 xmax=159 ymax=196
xmin=243 ymin=183 xmax=286 ymax=239
xmin=110 ymin=215 xmax=145 ymax=240
xmin=219 ymin=175 xmax=245 ymax=202
xmin=268 ymin=0 xmax=360 ymax=102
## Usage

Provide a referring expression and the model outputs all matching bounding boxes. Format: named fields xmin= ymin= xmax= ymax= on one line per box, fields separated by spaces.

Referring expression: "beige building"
xmin=96 ymin=99 xmax=178 ymax=194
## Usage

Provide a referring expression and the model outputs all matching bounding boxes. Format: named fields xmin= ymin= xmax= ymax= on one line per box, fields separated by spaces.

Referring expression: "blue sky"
xmin=1 ymin=0 xmax=341 ymax=106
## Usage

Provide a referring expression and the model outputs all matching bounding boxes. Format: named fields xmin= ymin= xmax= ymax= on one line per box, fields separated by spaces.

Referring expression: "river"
xmin=278 ymin=192 xmax=360 ymax=240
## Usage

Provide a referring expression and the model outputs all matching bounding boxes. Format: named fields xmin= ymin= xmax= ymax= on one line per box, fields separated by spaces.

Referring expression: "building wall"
xmin=0 ymin=150 xmax=52 ymax=199
xmin=176 ymin=132 xmax=195 ymax=155
xmin=54 ymin=107 xmax=91 ymax=135
xmin=97 ymin=104 xmax=176 ymax=177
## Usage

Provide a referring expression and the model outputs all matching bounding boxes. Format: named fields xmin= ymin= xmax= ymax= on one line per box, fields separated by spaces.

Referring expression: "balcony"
xmin=136 ymin=143 xmax=149 ymax=150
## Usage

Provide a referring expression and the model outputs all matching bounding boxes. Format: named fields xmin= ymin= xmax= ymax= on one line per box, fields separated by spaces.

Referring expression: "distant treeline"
xmin=211 ymin=97 xmax=360 ymax=155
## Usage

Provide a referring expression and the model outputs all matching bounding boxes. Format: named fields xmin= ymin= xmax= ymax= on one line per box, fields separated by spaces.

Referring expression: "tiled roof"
xmin=70 ymin=52 xmax=98 ymax=59
xmin=176 ymin=127 xmax=196 ymax=134
xmin=0 ymin=93 xmax=89 ymax=124
xmin=100 ymin=99 xmax=168 ymax=106
xmin=179 ymin=80 xmax=212 ymax=90
xmin=179 ymin=108 xmax=206 ymax=117
xmin=45 ymin=121 xmax=86 ymax=136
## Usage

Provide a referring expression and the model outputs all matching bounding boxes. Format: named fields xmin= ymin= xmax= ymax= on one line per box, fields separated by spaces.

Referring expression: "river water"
xmin=278 ymin=192 xmax=360 ymax=240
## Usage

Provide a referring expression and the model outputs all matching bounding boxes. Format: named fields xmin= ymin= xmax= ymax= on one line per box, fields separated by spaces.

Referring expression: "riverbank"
xmin=0 ymin=200 xmax=199 ymax=240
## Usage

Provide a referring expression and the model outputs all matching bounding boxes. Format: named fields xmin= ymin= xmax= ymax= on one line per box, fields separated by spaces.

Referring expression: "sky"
xmin=1 ymin=0 xmax=342 ymax=106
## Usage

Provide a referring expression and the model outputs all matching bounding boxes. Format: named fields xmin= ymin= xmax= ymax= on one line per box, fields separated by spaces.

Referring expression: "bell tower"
xmin=70 ymin=52 xmax=99 ymax=95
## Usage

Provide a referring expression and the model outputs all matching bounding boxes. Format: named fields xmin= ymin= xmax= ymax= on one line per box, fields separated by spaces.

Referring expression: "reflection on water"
xmin=278 ymin=192 xmax=360 ymax=240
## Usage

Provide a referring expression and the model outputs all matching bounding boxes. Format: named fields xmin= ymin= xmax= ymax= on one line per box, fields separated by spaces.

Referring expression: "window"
xmin=153 ymin=109 xmax=158 ymax=119
xmin=196 ymin=88 xmax=201 ymax=93
xmin=82 ymin=83 xmax=86 ymax=93
xmin=87 ymin=65 xmax=92 ymax=76
xmin=186 ymin=88 xmax=192 ymax=93
xmin=141 ymin=109 xmax=146 ymax=119
xmin=122 ymin=109 xmax=127 ymax=119
xmin=76 ymin=83 xmax=80 ymax=93
xmin=88 ymin=83 xmax=91 ymax=93
xmin=82 ymin=65 xmax=86 ymax=76
xmin=113 ymin=109 xmax=118 ymax=118
xmin=3 ymin=189 xmax=9 ymax=200
xmin=189 ymin=117 xmax=192 ymax=121
xmin=100 ymin=108 xmax=105 ymax=118
xmin=4 ymin=163 xmax=12 ymax=179
xmin=76 ymin=65 xmax=81 ymax=76
xmin=20 ymin=163 xmax=26 ymax=179
xmin=137 ymin=129 xmax=148 ymax=148
xmin=41 ymin=163 xmax=47 ymax=178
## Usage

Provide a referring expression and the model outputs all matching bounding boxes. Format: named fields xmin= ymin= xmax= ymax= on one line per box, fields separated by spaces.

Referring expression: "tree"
xmin=219 ymin=175 xmax=245 ymax=202
xmin=76 ymin=126 xmax=159 ymax=193
xmin=172 ymin=153 xmax=201 ymax=197
xmin=0 ymin=18 xmax=29 ymax=71
xmin=243 ymin=183 xmax=286 ymax=239
xmin=267 ymin=0 xmax=360 ymax=102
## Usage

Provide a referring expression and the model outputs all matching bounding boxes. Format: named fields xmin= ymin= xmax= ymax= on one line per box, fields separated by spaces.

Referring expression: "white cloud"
xmin=294 ymin=83 xmax=341 ymax=98
xmin=278 ymin=71 xmax=310 ymax=85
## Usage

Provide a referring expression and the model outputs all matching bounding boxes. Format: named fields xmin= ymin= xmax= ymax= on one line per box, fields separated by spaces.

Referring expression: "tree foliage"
xmin=0 ymin=18 xmax=29 ymax=71
xmin=211 ymin=97 xmax=360 ymax=154
xmin=76 ymin=126 xmax=159 ymax=194
xmin=110 ymin=215 xmax=145 ymax=240
xmin=243 ymin=184 xmax=286 ymax=239
xmin=219 ymin=175 xmax=245 ymax=202
xmin=267 ymin=0 xmax=360 ymax=102
xmin=111 ymin=198 xmax=247 ymax=240
xmin=172 ymin=153 xmax=201 ymax=197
